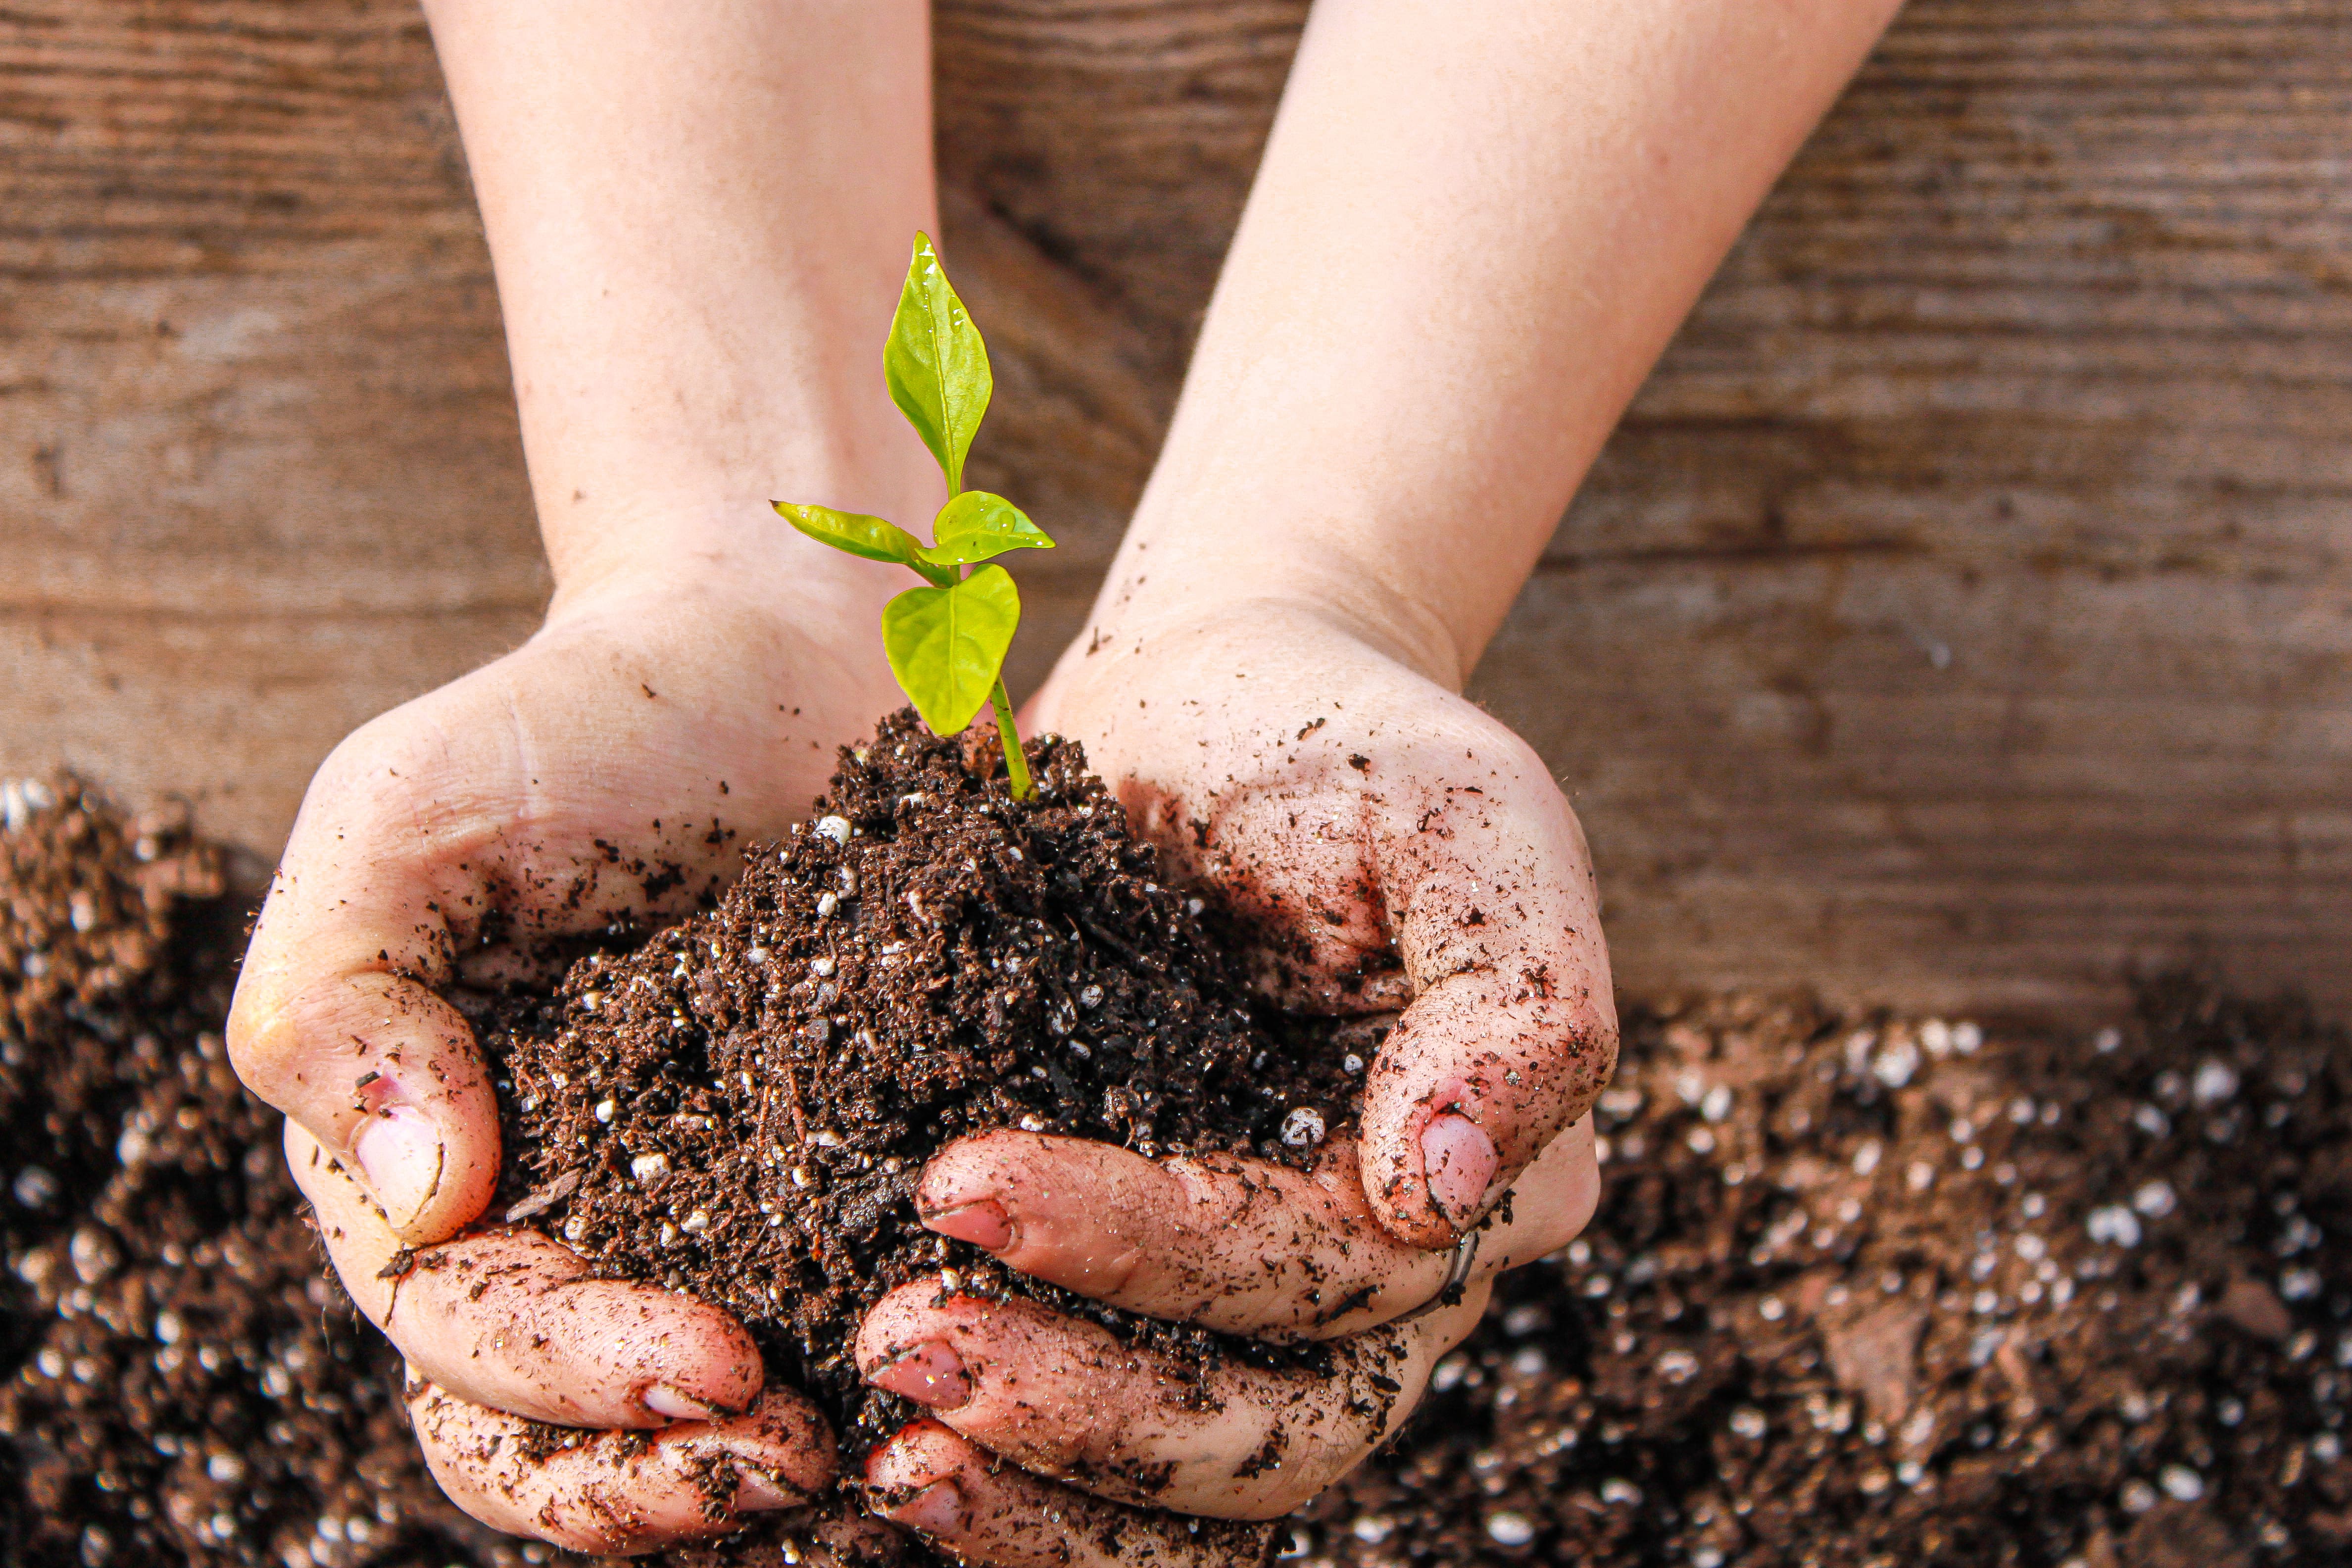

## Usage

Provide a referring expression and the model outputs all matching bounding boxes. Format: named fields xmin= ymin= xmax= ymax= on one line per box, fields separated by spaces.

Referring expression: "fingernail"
xmin=1421 ymin=1111 xmax=1498 ymax=1230
xmin=352 ymin=1104 xmax=445 ymax=1230
xmin=923 ymin=1199 xmax=1013 ymax=1252
xmin=885 ymin=1476 xmax=966 ymax=1535
xmin=868 ymin=1342 xmax=971 ymax=1410
xmin=643 ymin=1383 xmax=719 ymax=1421
xmin=733 ymin=1467 xmax=800 ymax=1513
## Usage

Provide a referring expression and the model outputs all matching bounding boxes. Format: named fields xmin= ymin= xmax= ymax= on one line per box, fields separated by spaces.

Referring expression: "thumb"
xmin=1354 ymin=757 xmax=1617 ymax=1249
xmin=227 ymin=761 xmax=500 ymax=1243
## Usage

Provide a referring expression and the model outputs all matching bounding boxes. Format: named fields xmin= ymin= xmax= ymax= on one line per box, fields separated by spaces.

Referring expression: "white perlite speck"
xmin=2193 ymin=1059 xmax=2240 ymax=1105
xmin=2133 ymin=1180 xmax=2177 ymax=1219
xmin=814 ymin=815 xmax=851 ymax=844
xmin=1281 ymin=1107 xmax=1326 ymax=1147
xmin=593 ymin=1099 xmax=617 ymax=1124
xmin=2159 ymin=1465 xmax=2205 ymax=1502
xmin=2088 ymin=1205 xmax=2142 ymax=1247
xmin=630 ymin=1153 xmax=670 ymax=1181
xmin=1484 ymin=1512 xmax=1536 ymax=1547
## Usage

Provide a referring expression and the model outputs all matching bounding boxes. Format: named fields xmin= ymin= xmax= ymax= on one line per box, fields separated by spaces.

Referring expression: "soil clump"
xmin=3 ymin=775 xmax=2350 ymax=1566
xmin=480 ymin=710 xmax=1366 ymax=1461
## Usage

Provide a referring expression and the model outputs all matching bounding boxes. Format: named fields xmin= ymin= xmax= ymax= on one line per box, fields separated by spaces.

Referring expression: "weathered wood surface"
xmin=2 ymin=0 xmax=2347 ymax=1014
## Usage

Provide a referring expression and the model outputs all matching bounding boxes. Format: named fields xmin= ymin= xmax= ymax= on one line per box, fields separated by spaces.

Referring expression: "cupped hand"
xmin=1029 ymin=594 xmax=1617 ymax=1247
xmin=841 ymin=590 xmax=1615 ymax=1560
xmin=229 ymin=556 xmax=903 ymax=1550
xmin=850 ymin=1122 xmax=1598 ymax=1562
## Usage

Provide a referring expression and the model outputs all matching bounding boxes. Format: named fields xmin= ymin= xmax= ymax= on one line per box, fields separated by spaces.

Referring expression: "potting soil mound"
xmin=481 ymin=710 xmax=1363 ymax=1465
xmin=3 ymin=775 xmax=2350 ymax=1567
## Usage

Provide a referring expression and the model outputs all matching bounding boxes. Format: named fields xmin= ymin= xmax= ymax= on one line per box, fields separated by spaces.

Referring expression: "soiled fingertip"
xmin=730 ymin=1467 xmax=803 ymax=1513
xmin=923 ymin=1198 xmax=1014 ymax=1252
xmin=352 ymin=1104 xmax=448 ymax=1235
xmin=643 ymin=1382 xmax=722 ymax=1422
xmin=1421 ymin=1110 xmax=1498 ymax=1231
xmin=863 ymin=1421 xmax=975 ymax=1535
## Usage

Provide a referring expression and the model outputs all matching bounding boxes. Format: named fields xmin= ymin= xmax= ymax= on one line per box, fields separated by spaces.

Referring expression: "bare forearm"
xmin=1101 ymin=0 xmax=1902 ymax=686
xmin=422 ymin=0 xmax=940 ymax=619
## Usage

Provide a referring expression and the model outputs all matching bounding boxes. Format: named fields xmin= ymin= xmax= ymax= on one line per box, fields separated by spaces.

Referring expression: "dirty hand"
xmin=1029 ymin=594 xmax=1617 ymax=1248
xmin=851 ymin=1120 xmax=1599 ymax=1562
xmin=844 ymin=594 xmax=1612 ymax=1560
xmin=228 ymin=559 xmax=899 ymax=1551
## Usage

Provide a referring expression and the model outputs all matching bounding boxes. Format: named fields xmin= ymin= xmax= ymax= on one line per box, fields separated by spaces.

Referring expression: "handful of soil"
xmin=481 ymin=711 xmax=1364 ymax=1481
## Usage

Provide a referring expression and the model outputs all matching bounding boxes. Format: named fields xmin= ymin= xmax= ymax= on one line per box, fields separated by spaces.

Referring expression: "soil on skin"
xmin=479 ymin=710 xmax=1367 ymax=1463
xmin=3 ymin=775 xmax=2350 ymax=1567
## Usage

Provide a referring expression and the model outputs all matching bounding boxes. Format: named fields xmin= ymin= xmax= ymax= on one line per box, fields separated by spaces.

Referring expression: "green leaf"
xmin=884 ymin=233 xmax=991 ymax=494
xmin=881 ymin=565 xmax=1020 ymax=734
xmin=773 ymin=501 xmax=925 ymax=567
xmin=920 ymin=490 xmax=1055 ymax=567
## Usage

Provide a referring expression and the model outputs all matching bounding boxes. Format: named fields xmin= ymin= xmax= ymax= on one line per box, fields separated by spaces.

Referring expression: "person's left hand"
xmin=855 ymin=1121 xmax=1598 ymax=1563
xmin=846 ymin=588 xmax=1614 ymax=1559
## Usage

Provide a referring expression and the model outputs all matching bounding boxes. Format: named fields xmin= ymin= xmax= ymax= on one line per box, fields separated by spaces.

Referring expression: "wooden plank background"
xmin=2 ymin=0 xmax=2347 ymax=1016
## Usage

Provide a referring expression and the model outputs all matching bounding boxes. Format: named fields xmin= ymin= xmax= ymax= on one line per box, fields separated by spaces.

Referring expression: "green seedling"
xmin=774 ymin=234 xmax=1054 ymax=799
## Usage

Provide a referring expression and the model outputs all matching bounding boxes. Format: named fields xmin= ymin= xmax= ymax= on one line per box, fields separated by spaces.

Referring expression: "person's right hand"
xmin=228 ymin=549 xmax=903 ymax=1553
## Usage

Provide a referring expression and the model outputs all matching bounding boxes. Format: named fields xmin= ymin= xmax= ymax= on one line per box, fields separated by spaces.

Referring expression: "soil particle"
xmin=481 ymin=712 xmax=1363 ymax=1463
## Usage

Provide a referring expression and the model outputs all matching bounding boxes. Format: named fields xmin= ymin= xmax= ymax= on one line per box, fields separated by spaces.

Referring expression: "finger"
xmin=855 ymin=1280 xmax=1488 ymax=1518
xmin=1355 ymin=735 xmax=1618 ymax=1247
xmin=293 ymin=1122 xmax=764 ymax=1427
xmin=407 ymin=1375 xmax=832 ymax=1556
xmin=865 ymin=1420 xmax=1280 ymax=1568
xmin=917 ymin=1123 xmax=1598 ymax=1337
xmin=228 ymin=732 xmax=506 ymax=1239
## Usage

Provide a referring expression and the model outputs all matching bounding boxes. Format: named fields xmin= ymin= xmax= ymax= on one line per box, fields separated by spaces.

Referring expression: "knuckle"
xmin=223 ymin=982 xmax=301 ymax=1095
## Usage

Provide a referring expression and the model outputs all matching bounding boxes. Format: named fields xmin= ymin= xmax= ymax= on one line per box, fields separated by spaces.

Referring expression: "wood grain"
xmin=2 ymin=0 xmax=2347 ymax=1014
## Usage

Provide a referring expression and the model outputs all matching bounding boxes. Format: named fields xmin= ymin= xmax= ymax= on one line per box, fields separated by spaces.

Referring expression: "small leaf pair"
xmin=773 ymin=234 xmax=1054 ymax=799
xmin=773 ymin=490 xmax=1050 ymax=581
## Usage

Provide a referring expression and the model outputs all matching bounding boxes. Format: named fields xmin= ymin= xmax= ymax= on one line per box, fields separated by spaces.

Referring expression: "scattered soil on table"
xmin=476 ymin=712 xmax=1367 ymax=1511
xmin=1301 ymin=983 xmax=2352 ymax=1567
xmin=4 ymin=774 xmax=2350 ymax=1568
xmin=0 ymin=776 xmax=523 ymax=1568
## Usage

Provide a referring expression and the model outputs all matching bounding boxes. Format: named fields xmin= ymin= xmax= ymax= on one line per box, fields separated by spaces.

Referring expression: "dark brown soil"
xmin=1299 ymin=984 xmax=2352 ymax=1567
xmin=480 ymin=711 xmax=1364 ymax=1459
xmin=4 ymin=773 xmax=2350 ymax=1568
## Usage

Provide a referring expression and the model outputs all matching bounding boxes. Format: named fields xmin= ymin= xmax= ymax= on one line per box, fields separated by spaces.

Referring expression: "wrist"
xmin=1079 ymin=533 xmax=1471 ymax=694
xmin=543 ymin=497 xmax=904 ymax=639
